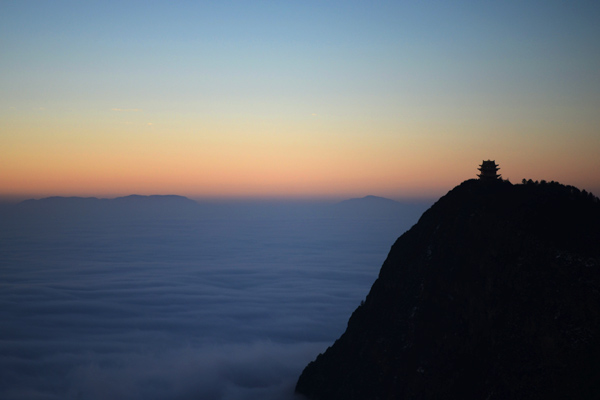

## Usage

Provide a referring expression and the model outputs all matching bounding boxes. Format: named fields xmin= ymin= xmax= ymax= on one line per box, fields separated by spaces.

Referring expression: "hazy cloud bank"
xmin=0 ymin=198 xmax=430 ymax=399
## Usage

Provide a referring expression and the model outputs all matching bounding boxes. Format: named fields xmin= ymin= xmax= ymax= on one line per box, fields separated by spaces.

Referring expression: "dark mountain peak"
xmin=296 ymin=179 xmax=600 ymax=399
xmin=413 ymin=179 xmax=600 ymax=256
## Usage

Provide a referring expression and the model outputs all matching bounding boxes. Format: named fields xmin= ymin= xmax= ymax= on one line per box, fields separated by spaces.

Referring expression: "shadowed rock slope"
xmin=296 ymin=179 xmax=600 ymax=399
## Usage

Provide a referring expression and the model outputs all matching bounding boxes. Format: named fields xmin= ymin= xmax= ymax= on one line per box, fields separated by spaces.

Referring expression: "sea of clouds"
xmin=0 ymin=199 xmax=429 ymax=400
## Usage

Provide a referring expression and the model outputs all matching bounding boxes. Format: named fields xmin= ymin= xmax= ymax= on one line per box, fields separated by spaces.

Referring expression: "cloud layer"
xmin=0 ymin=200 xmax=427 ymax=399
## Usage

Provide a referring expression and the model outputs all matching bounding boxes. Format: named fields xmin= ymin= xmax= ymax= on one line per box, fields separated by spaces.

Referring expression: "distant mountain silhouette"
xmin=296 ymin=179 xmax=600 ymax=399
xmin=336 ymin=195 xmax=400 ymax=208
xmin=12 ymin=195 xmax=202 ymax=221
xmin=331 ymin=195 xmax=431 ymax=219
xmin=2 ymin=194 xmax=433 ymax=225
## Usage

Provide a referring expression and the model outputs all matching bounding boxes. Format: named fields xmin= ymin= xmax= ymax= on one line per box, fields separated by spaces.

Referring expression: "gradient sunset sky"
xmin=2 ymin=1 xmax=599 ymax=200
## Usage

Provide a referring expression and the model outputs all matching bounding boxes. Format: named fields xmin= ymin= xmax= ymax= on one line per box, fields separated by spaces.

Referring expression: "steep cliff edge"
xmin=296 ymin=179 xmax=600 ymax=399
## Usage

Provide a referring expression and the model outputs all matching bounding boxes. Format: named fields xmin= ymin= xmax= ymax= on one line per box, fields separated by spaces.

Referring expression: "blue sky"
xmin=2 ymin=1 xmax=599 ymax=199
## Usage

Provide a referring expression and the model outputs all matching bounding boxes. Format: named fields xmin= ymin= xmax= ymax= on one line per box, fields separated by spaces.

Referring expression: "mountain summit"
xmin=296 ymin=179 xmax=600 ymax=399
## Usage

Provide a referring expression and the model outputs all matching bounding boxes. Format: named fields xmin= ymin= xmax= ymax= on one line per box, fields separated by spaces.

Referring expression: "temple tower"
xmin=478 ymin=160 xmax=501 ymax=181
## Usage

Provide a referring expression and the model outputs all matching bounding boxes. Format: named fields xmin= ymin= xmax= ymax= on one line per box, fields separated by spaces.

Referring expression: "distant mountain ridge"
xmin=336 ymin=195 xmax=400 ymax=205
xmin=296 ymin=179 xmax=600 ymax=399
xmin=6 ymin=194 xmax=433 ymax=222
xmin=331 ymin=195 xmax=431 ymax=219
xmin=18 ymin=194 xmax=195 ymax=205
xmin=12 ymin=194 xmax=202 ymax=221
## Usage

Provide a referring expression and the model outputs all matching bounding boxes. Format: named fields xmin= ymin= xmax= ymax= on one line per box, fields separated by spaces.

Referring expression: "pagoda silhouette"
xmin=478 ymin=160 xmax=501 ymax=181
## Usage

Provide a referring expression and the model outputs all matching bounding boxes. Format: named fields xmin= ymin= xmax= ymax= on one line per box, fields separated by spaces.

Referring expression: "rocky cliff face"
xmin=296 ymin=179 xmax=600 ymax=399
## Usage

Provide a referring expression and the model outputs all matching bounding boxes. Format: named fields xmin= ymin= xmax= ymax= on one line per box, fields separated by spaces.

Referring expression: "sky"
xmin=1 ymin=0 xmax=599 ymax=200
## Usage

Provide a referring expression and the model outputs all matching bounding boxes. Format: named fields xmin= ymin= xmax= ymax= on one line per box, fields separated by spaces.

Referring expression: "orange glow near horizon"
xmin=3 ymin=127 xmax=599 ymax=201
xmin=2 ymin=107 xmax=600 ymax=201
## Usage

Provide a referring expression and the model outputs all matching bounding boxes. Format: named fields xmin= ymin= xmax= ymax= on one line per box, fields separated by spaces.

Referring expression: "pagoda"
xmin=478 ymin=160 xmax=501 ymax=181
